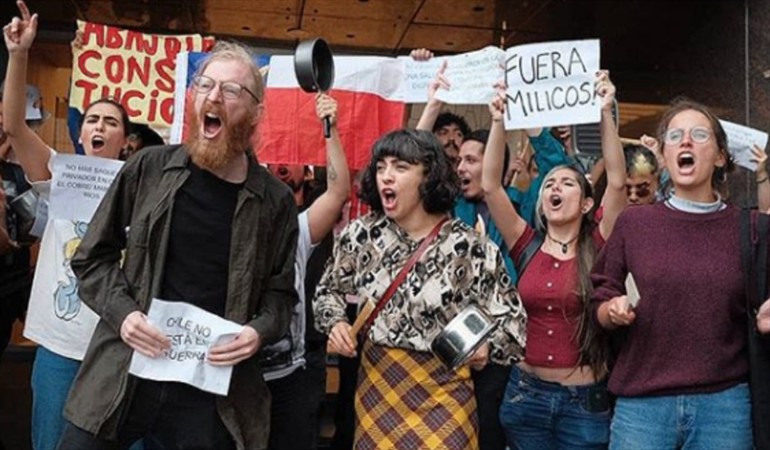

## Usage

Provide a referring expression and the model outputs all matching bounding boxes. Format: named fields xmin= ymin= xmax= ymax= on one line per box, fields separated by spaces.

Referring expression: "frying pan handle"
xmin=323 ymin=116 xmax=331 ymax=138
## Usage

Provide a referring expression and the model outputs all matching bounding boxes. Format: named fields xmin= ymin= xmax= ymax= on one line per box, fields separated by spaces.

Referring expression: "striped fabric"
xmin=354 ymin=341 xmax=479 ymax=450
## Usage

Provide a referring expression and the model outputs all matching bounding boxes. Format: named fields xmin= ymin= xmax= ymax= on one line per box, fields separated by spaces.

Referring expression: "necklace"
xmin=546 ymin=233 xmax=579 ymax=254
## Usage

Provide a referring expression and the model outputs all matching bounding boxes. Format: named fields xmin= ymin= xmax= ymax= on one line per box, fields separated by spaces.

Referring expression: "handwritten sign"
xmin=720 ymin=120 xmax=769 ymax=172
xmin=129 ymin=299 xmax=244 ymax=396
xmin=49 ymin=154 xmax=124 ymax=222
xmin=399 ymin=56 xmax=447 ymax=103
xmin=504 ymin=39 xmax=600 ymax=129
xmin=70 ymin=21 xmax=215 ymax=128
xmin=434 ymin=46 xmax=504 ymax=105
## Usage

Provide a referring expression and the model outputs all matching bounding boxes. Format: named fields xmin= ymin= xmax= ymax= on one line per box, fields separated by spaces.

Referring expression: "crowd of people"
xmin=2 ymin=1 xmax=770 ymax=450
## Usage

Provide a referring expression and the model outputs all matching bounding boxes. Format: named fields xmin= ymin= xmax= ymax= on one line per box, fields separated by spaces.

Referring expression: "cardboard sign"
xmin=70 ymin=21 xmax=215 ymax=128
xmin=504 ymin=39 xmax=600 ymax=129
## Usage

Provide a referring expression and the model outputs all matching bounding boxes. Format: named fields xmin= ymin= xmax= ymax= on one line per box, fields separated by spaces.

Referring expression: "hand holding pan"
xmin=294 ymin=38 xmax=335 ymax=138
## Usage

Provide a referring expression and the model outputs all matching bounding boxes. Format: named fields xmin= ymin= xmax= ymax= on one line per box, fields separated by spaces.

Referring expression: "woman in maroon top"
xmin=591 ymin=100 xmax=764 ymax=449
xmin=482 ymin=72 xmax=627 ymax=449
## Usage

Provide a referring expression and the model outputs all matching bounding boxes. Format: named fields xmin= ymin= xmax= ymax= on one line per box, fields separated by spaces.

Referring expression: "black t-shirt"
xmin=160 ymin=162 xmax=242 ymax=317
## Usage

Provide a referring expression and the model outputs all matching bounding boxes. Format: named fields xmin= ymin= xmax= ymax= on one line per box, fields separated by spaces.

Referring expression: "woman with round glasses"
xmin=592 ymin=99 xmax=757 ymax=449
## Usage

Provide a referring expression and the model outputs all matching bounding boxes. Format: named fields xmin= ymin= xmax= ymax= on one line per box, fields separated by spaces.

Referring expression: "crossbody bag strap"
xmin=361 ymin=217 xmax=448 ymax=338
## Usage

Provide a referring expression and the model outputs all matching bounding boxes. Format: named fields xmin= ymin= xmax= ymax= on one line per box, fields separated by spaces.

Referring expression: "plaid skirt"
xmin=354 ymin=341 xmax=479 ymax=450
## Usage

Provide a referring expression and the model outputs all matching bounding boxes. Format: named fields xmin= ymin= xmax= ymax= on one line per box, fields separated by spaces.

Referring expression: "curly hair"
xmin=432 ymin=112 xmax=471 ymax=138
xmin=360 ymin=129 xmax=459 ymax=214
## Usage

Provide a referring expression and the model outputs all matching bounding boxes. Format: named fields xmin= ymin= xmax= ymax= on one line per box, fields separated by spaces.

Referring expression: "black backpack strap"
xmin=741 ymin=208 xmax=770 ymax=450
xmin=741 ymin=208 xmax=757 ymax=313
xmin=755 ymin=212 xmax=769 ymax=311
xmin=515 ymin=232 xmax=544 ymax=275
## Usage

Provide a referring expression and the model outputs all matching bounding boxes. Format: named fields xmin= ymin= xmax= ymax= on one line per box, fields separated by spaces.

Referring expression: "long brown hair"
xmin=535 ymin=165 xmax=608 ymax=377
xmin=655 ymin=98 xmax=734 ymax=198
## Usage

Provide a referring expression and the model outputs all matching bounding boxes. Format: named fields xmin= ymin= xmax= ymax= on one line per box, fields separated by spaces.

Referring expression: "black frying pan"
xmin=294 ymin=38 xmax=335 ymax=138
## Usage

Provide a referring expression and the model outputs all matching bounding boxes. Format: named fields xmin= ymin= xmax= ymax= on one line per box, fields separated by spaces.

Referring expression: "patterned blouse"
xmin=313 ymin=213 xmax=527 ymax=365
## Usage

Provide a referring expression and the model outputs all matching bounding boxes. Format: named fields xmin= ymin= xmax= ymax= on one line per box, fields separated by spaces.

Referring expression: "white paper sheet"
xmin=625 ymin=272 xmax=641 ymax=308
xmin=432 ymin=46 xmax=504 ymax=105
xmin=720 ymin=120 xmax=769 ymax=172
xmin=504 ymin=39 xmax=600 ymax=129
xmin=49 ymin=154 xmax=124 ymax=222
xmin=399 ymin=56 xmax=447 ymax=103
xmin=128 ymin=299 xmax=244 ymax=396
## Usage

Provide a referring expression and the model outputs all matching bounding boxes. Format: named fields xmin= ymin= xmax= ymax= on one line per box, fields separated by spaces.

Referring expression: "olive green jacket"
xmin=66 ymin=145 xmax=298 ymax=450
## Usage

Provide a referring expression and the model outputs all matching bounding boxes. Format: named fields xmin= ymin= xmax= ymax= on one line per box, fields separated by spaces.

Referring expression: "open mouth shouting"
xmin=676 ymin=151 xmax=696 ymax=175
xmin=91 ymin=135 xmax=106 ymax=152
xmin=548 ymin=194 xmax=564 ymax=210
xmin=202 ymin=111 xmax=224 ymax=139
xmin=381 ymin=187 xmax=397 ymax=212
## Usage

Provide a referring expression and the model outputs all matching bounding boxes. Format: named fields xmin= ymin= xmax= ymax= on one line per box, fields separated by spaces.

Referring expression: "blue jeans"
xmin=32 ymin=347 xmax=145 ymax=450
xmin=499 ymin=365 xmax=611 ymax=450
xmin=610 ymin=383 xmax=752 ymax=450
xmin=31 ymin=346 xmax=81 ymax=450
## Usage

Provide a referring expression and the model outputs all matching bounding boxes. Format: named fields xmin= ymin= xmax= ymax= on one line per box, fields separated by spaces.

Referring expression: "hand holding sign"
xmin=207 ymin=325 xmax=262 ymax=366
xmin=605 ymin=295 xmax=636 ymax=328
xmin=121 ymin=311 xmax=172 ymax=358
xmin=488 ymin=81 xmax=507 ymax=123
xmin=428 ymin=60 xmax=451 ymax=105
xmin=750 ymin=144 xmax=768 ymax=178
xmin=595 ymin=70 xmax=616 ymax=113
xmin=3 ymin=1 xmax=37 ymax=54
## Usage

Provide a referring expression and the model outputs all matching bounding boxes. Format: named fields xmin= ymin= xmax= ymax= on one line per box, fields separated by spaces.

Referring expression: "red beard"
xmin=184 ymin=101 xmax=255 ymax=171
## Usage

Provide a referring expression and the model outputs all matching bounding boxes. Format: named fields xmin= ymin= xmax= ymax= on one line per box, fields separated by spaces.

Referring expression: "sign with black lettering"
xmin=504 ymin=39 xmax=600 ymax=129
xmin=129 ymin=299 xmax=244 ymax=395
xmin=49 ymin=154 xmax=124 ymax=222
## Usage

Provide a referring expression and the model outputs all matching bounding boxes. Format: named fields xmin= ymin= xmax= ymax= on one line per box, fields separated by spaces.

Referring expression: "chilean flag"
xmin=259 ymin=55 xmax=406 ymax=170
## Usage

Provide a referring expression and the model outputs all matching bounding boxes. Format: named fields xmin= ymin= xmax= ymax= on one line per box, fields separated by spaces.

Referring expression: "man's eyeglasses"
xmin=190 ymin=75 xmax=261 ymax=103
xmin=664 ymin=126 xmax=712 ymax=145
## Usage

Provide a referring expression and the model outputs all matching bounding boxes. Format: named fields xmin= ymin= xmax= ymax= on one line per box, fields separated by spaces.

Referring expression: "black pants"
xmin=57 ymin=378 xmax=234 ymax=450
xmin=266 ymin=346 xmax=327 ymax=450
xmin=472 ymin=363 xmax=511 ymax=450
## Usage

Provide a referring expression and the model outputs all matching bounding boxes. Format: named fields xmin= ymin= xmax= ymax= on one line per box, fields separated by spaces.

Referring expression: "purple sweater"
xmin=591 ymin=203 xmax=748 ymax=397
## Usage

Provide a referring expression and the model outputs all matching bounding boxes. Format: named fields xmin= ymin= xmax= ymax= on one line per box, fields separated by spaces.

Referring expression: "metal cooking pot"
xmin=9 ymin=188 xmax=39 ymax=243
xmin=431 ymin=305 xmax=495 ymax=370
xmin=293 ymin=38 xmax=335 ymax=138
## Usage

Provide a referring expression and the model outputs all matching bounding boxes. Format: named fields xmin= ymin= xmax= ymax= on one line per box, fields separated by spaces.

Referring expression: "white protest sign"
xmin=720 ymin=120 xmax=769 ymax=172
xmin=49 ymin=154 xmax=124 ymax=222
xmin=434 ymin=46 xmax=504 ymax=105
xmin=129 ymin=299 xmax=244 ymax=396
xmin=399 ymin=56 xmax=447 ymax=103
xmin=504 ymin=39 xmax=600 ymax=129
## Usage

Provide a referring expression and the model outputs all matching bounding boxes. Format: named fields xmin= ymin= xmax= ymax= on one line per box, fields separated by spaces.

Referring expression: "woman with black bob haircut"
xmin=314 ymin=128 xmax=527 ymax=450
xmin=359 ymin=128 xmax=459 ymax=214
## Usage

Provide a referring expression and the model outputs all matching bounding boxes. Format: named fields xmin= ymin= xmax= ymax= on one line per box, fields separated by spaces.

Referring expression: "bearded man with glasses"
xmin=57 ymin=41 xmax=298 ymax=450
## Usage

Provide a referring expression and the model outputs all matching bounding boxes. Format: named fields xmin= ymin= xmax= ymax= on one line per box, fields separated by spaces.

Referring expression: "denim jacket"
xmin=66 ymin=145 xmax=299 ymax=450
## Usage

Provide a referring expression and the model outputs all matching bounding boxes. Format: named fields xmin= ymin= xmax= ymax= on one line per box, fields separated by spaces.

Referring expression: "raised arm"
xmin=306 ymin=93 xmax=350 ymax=244
xmin=481 ymin=86 xmax=527 ymax=251
xmin=2 ymin=1 xmax=51 ymax=181
xmin=596 ymin=70 xmax=627 ymax=240
xmin=415 ymin=56 xmax=449 ymax=132
xmin=752 ymin=144 xmax=770 ymax=213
